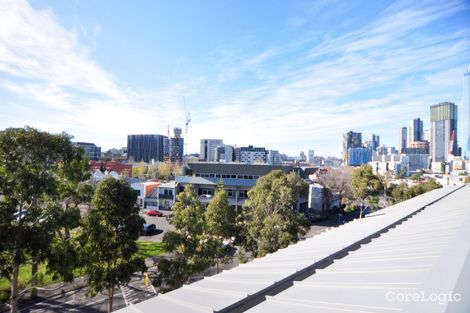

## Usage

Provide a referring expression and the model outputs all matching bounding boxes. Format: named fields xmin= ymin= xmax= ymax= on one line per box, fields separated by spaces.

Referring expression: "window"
xmin=199 ymin=188 xmax=214 ymax=195
xmin=238 ymin=190 xmax=248 ymax=198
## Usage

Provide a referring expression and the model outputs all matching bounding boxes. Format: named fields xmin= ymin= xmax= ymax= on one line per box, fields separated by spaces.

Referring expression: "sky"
xmin=0 ymin=0 xmax=469 ymax=157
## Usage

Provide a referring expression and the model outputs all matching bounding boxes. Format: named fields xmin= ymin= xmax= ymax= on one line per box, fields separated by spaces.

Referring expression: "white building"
xmin=370 ymin=154 xmax=410 ymax=176
xmin=307 ymin=150 xmax=315 ymax=163
xmin=308 ymin=183 xmax=324 ymax=212
xmin=267 ymin=150 xmax=281 ymax=165
xmin=238 ymin=146 xmax=267 ymax=164
xmin=200 ymin=139 xmax=223 ymax=162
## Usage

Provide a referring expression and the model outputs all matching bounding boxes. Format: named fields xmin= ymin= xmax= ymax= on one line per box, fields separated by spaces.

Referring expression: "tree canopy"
xmin=239 ymin=170 xmax=309 ymax=258
xmin=0 ymin=127 xmax=90 ymax=313
xmin=157 ymin=185 xmax=218 ymax=291
xmin=351 ymin=164 xmax=383 ymax=215
xmin=80 ymin=177 xmax=146 ymax=313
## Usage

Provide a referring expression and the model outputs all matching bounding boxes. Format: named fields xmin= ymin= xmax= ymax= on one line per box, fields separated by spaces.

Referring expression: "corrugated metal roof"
xmin=247 ymin=184 xmax=470 ymax=313
xmin=116 ymin=185 xmax=469 ymax=313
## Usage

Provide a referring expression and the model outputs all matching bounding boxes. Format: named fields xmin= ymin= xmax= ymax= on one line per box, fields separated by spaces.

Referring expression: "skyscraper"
xmin=399 ymin=127 xmax=407 ymax=153
xmin=463 ymin=70 xmax=470 ymax=159
xmin=430 ymin=102 xmax=458 ymax=162
xmin=371 ymin=134 xmax=380 ymax=151
xmin=342 ymin=131 xmax=362 ymax=165
xmin=127 ymin=134 xmax=166 ymax=163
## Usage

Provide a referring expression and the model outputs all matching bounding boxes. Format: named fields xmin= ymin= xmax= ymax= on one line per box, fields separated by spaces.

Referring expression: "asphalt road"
xmin=139 ymin=210 xmax=174 ymax=242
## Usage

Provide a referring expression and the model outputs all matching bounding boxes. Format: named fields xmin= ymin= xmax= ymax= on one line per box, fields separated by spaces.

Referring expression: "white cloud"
xmin=0 ymin=0 xmax=468 ymax=157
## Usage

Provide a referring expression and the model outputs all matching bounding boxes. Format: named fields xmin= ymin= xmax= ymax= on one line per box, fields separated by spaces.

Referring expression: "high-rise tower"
xmin=430 ymin=102 xmax=458 ymax=162
xmin=462 ymin=70 xmax=470 ymax=159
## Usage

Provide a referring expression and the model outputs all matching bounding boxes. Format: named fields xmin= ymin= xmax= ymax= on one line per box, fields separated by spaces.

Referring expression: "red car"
xmin=146 ymin=210 xmax=163 ymax=217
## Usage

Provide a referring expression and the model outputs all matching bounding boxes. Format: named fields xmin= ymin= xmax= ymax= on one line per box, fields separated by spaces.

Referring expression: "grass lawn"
xmin=136 ymin=241 xmax=166 ymax=258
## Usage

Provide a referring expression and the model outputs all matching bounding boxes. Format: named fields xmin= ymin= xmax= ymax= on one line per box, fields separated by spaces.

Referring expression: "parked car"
xmin=146 ymin=210 xmax=163 ymax=217
xmin=142 ymin=223 xmax=157 ymax=235
xmin=307 ymin=213 xmax=326 ymax=223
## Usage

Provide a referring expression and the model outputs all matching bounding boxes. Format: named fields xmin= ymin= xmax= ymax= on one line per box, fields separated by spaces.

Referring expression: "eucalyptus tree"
xmin=80 ymin=177 xmax=146 ymax=313
xmin=0 ymin=127 xmax=89 ymax=313
xmin=239 ymin=170 xmax=310 ymax=257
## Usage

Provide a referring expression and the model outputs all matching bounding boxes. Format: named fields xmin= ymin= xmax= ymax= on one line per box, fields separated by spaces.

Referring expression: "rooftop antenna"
xmin=184 ymin=97 xmax=191 ymax=158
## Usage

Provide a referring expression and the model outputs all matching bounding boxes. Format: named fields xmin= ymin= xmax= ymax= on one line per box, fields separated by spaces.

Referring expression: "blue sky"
xmin=0 ymin=0 xmax=469 ymax=157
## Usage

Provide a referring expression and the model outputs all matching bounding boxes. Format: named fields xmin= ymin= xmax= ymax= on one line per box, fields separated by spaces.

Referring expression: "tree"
xmin=317 ymin=168 xmax=352 ymax=212
xmin=205 ymin=185 xmax=236 ymax=273
xmin=351 ymin=164 xmax=383 ymax=218
xmin=148 ymin=164 xmax=156 ymax=179
xmin=205 ymin=185 xmax=236 ymax=239
xmin=44 ymin=148 xmax=94 ymax=288
xmin=157 ymin=185 xmax=217 ymax=291
xmin=157 ymin=162 xmax=172 ymax=181
xmin=391 ymin=183 xmax=412 ymax=204
xmin=239 ymin=171 xmax=309 ymax=258
xmin=0 ymin=127 xmax=89 ymax=313
xmin=80 ymin=177 xmax=146 ymax=313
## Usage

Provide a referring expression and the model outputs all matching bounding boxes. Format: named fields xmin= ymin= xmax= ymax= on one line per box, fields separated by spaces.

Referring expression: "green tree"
xmin=80 ymin=177 xmax=146 ymax=313
xmin=157 ymin=162 xmax=172 ymax=181
xmin=205 ymin=186 xmax=236 ymax=239
xmin=239 ymin=171 xmax=309 ymax=258
xmin=205 ymin=185 xmax=236 ymax=273
xmin=391 ymin=183 xmax=412 ymax=204
xmin=148 ymin=164 xmax=156 ymax=179
xmin=351 ymin=164 xmax=383 ymax=218
xmin=0 ymin=127 xmax=90 ymax=313
xmin=157 ymin=185 xmax=217 ymax=291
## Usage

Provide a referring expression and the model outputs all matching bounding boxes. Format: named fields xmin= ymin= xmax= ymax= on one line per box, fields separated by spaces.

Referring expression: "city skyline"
xmin=0 ymin=0 xmax=469 ymax=156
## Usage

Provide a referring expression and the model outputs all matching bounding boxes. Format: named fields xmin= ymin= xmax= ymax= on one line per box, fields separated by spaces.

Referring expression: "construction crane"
xmin=184 ymin=97 xmax=191 ymax=158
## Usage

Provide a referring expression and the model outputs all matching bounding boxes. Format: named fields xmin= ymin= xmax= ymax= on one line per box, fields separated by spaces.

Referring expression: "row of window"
xmin=195 ymin=173 xmax=260 ymax=179
xmin=198 ymin=188 xmax=249 ymax=198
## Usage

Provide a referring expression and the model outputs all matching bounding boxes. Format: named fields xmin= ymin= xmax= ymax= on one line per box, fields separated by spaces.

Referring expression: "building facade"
xmin=342 ymin=131 xmax=362 ymax=165
xmin=127 ymin=134 xmax=166 ymax=163
xmin=200 ymin=139 xmax=223 ymax=162
xmin=430 ymin=102 xmax=458 ymax=162
xmin=370 ymin=154 xmax=410 ymax=176
xmin=168 ymin=128 xmax=184 ymax=163
xmin=347 ymin=147 xmax=370 ymax=166
xmin=412 ymin=118 xmax=424 ymax=142
xmin=74 ymin=142 xmax=101 ymax=160
xmin=399 ymin=127 xmax=407 ymax=152
xmin=178 ymin=162 xmax=302 ymax=210
xmin=463 ymin=70 xmax=470 ymax=159
xmin=215 ymin=144 xmax=235 ymax=163
xmin=267 ymin=150 xmax=281 ymax=165
xmin=238 ymin=145 xmax=267 ymax=164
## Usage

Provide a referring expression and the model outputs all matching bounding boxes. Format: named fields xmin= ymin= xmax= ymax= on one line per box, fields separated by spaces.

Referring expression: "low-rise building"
xmin=178 ymin=162 xmax=307 ymax=211
xmin=74 ymin=142 xmax=101 ymax=160
xmin=370 ymin=154 xmax=410 ymax=176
